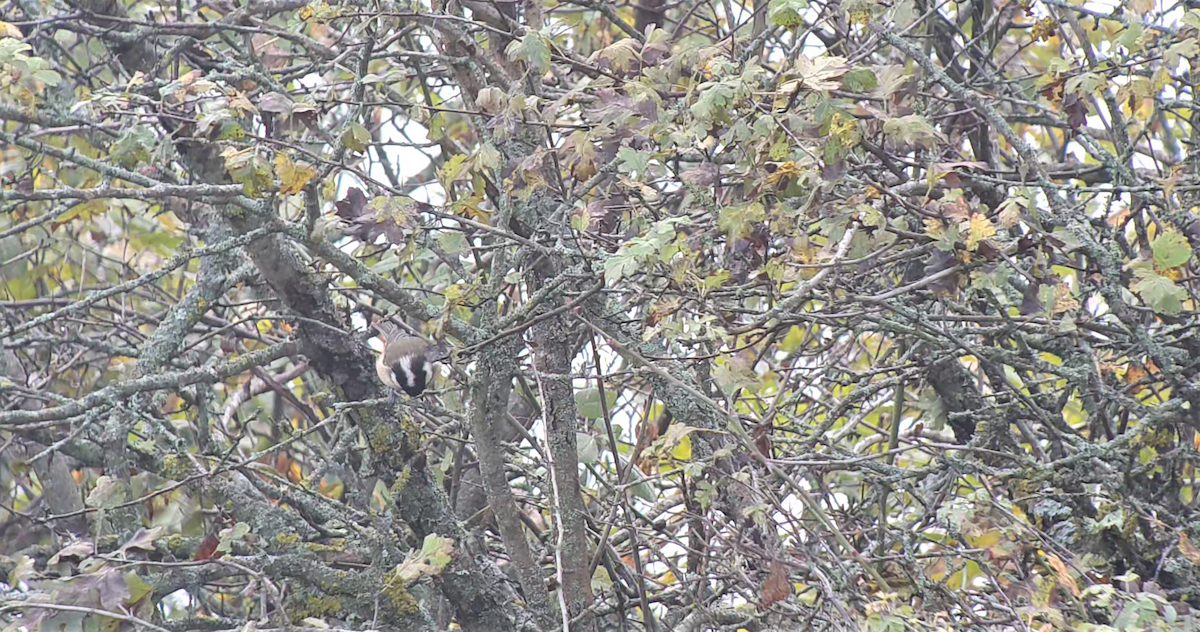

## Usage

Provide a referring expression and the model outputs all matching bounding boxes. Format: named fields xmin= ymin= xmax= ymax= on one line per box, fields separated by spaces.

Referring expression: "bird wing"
xmin=374 ymin=319 xmax=404 ymax=342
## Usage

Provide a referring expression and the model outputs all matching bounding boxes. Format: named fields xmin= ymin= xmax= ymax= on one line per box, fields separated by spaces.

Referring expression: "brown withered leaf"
xmin=976 ymin=239 xmax=1002 ymax=261
xmin=681 ymin=163 xmax=720 ymax=187
xmin=195 ymin=533 xmax=221 ymax=561
xmin=760 ymin=561 xmax=792 ymax=608
xmin=1019 ymin=283 xmax=1044 ymax=315
xmin=1063 ymin=93 xmax=1088 ymax=131
xmin=924 ymin=250 xmax=961 ymax=297
xmin=334 ymin=186 xmax=368 ymax=221
xmin=752 ymin=423 xmax=773 ymax=457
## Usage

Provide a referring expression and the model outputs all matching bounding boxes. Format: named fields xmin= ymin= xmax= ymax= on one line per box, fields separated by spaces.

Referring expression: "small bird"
xmin=374 ymin=320 xmax=433 ymax=397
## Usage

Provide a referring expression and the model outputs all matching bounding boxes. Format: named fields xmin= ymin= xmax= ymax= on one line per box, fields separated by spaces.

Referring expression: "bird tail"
xmin=373 ymin=319 xmax=404 ymax=342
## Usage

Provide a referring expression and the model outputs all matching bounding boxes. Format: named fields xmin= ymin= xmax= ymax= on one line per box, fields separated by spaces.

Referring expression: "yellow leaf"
xmin=1045 ymin=552 xmax=1080 ymax=596
xmin=0 ymin=21 xmax=22 ymax=38
xmin=1052 ymin=283 xmax=1079 ymax=314
xmin=965 ymin=212 xmax=996 ymax=250
xmin=923 ymin=217 xmax=946 ymax=239
xmin=1179 ymin=533 xmax=1200 ymax=566
xmin=967 ymin=530 xmax=1001 ymax=549
xmin=671 ymin=434 xmax=692 ymax=461
xmin=274 ymin=152 xmax=316 ymax=195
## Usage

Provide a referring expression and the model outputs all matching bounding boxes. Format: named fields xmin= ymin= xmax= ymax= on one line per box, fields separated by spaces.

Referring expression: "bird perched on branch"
xmin=373 ymin=320 xmax=433 ymax=397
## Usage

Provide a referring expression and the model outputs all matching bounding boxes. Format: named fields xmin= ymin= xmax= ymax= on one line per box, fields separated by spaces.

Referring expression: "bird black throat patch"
xmin=391 ymin=354 xmax=429 ymax=396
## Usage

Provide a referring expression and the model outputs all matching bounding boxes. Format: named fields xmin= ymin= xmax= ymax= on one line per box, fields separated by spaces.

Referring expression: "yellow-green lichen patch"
xmin=273 ymin=532 xmax=301 ymax=547
xmin=160 ymin=454 xmax=196 ymax=480
xmin=399 ymin=417 xmax=421 ymax=450
xmin=381 ymin=570 xmax=420 ymax=615
xmin=303 ymin=538 xmax=347 ymax=553
xmin=368 ymin=424 xmax=394 ymax=454
xmin=388 ymin=467 xmax=412 ymax=498
xmin=288 ymin=595 xmax=343 ymax=620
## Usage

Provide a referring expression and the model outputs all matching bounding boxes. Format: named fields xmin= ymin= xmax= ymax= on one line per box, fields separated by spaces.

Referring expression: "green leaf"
xmin=342 ymin=122 xmax=371 ymax=152
xmin=32 ymin=69 xmax=61 ymax=86
xmin=217 ymin=522 xmax=251 ymax=553
xmin=505 ymin=30 xmax=551 ymax=73
xmin=124 ymin=572 xmax=153 ymax=603
xmin=718 ymin=202 xmax=765 ymax=239
xmin=420 ymin=533 xmax=454 ymax=570
xmin=1117 ymin=21 xmax=1144 ymax=50
xmin=576 ymin=432 xmax=600 ymax=465
xmin=112 ymin=128 xmax=156 ymax=169
xmin=86 ymin=475 xmax=128 ymax=509
xmin=1151 ymin=229 xmax=1192 ymax=269
xmin=1132 ymin=266 xmax=1187 ymax=315
xmin=769 ymin=0 xmax=808 ymax=27
xmin=575 ymin=387 xmax=617 ymax=419
xmin=617 ymin=146 xmax=651 ymax=175
xmin=882 ymin=114 xmax=942 ymax=149
xmin=592 ymin=566 xmax=613 ymax=592
xmin=604 ymin=249 xmax=640 ymax=284
xmin=841 ymin=68 xmax=878 ymax=92
xmin=691 ymin=79 xmax=737 ymax=122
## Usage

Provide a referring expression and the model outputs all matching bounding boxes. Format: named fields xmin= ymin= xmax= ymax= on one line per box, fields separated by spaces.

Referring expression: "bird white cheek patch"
xmin=396 ymin=357 xmax=418 ymax=388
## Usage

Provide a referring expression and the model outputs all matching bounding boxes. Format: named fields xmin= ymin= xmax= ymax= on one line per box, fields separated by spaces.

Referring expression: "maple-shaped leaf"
xmin=274 ymin=152 xmax=316 ymax=195
xmin=506 ymin=30 xmax=552 ymax=73
xmin=883 ymin=114 xmax=943 ymax=149
xmin=220 ymin=147 xmax=272 ymax=197
xmin=1132 ymin=264 xmax=1187 ymax=315
xmin=793 ymin=55 xmax=849 ymax=91
xmin=998 ymin=196 xmax=1027 ymax=228
xmin=394 ymin=534 xmax=455 ymax=583
xmin=593 ymin=38 xmax=641 ymax=72
xmin=965 ymin=212 xmax=996 ymax=251
xmin=769 ymin=0 xmax=807 ymax=27
xmin=335 ymin=187 xmax=427 ymax=244
xmin=1151 ymin=229 xmax=1192 ymax=269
